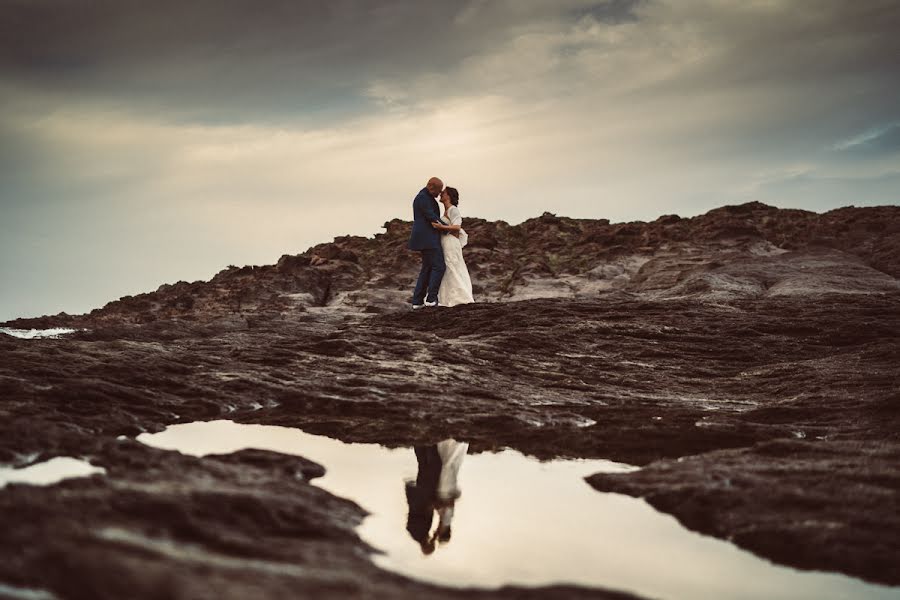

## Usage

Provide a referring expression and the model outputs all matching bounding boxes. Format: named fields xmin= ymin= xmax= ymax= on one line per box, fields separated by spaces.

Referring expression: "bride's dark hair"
xmin=445 ymin=187 xmax=459 ymax=206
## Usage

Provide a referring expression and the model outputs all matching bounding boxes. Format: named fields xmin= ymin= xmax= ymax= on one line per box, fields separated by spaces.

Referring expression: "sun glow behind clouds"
xmin=18 ymin=92 xmax=544 ymax=214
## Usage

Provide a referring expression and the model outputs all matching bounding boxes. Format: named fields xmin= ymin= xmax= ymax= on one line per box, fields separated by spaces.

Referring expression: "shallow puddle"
xmin=0 ymin=457 xmax=105 ymax=488
xmin=137 ymin=420 xmax=897 ymax=600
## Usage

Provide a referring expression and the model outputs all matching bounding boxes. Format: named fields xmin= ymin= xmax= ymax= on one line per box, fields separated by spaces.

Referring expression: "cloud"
xmin=0 ymin=0 xmax=613 ymax=123
xmin=833 ymin=123 xmax=900 ymax=157
xmin=1 ymin=0 xmax=898 ymax=320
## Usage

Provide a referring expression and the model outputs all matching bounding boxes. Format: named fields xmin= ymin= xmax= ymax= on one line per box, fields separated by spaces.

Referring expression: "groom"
xmin=408 ymin=177 xmax=446 ymax=309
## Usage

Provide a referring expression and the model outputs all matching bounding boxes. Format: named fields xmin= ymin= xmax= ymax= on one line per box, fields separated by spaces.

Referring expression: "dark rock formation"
xmin=1 ymin=202 xmax=899 ymax=597
xmin=588 ymin=439 xmax=900 ymax=586
xmin=6 ymin=202 xmax=898 ymax=327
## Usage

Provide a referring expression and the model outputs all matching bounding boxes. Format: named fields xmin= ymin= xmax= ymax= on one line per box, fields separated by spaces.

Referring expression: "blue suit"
xmin=408 ymin=188 xmax=445 ymax=304
xmin=408 ymin=188 xmax=442 ymax=250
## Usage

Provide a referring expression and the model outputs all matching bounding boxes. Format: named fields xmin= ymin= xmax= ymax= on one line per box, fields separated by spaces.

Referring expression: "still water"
xmin=137 ymin=420 xmax=898 ymax=600
xmin=0 ymin=457 xmax=105 ymax=489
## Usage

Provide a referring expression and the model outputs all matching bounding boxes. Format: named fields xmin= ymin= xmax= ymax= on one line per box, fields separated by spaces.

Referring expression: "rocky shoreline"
xmin=2 ymin=202 xmax=899 ymax=598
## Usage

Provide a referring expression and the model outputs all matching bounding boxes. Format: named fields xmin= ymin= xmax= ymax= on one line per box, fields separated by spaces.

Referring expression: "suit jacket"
xmin=407 ymin=188 xmax=442 ymax=250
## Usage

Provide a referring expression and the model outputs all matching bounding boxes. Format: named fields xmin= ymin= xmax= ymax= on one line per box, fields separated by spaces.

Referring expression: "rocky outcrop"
xmin=5 ymin=202 xmax=899 ymax=328
xmin=588 ymin=439 xmax=900 ymax=586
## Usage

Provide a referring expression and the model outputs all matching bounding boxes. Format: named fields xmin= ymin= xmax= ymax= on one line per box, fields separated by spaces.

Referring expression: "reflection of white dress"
xmin=436 ymin=439 xmax=468 ymax=501
xmin=438 ymin=206 xmax=474 ymax=307
xmin=435 ymin=439 xmax=468 ymax=533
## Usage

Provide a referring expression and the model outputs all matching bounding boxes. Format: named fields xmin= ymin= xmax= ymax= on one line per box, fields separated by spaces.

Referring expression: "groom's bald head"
xmin=426 ymin=177 xmax=444 ymax=198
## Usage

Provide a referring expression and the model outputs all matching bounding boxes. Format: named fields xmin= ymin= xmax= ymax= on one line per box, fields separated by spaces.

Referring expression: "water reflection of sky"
xmin=0 ymin=457 xmax=104 ymax=488
xmin=137 ymin=420 xmax=899 ymax=600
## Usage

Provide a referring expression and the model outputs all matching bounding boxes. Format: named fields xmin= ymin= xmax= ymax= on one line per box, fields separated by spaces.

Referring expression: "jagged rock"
xmin=4 ymin=202 xmax=898 ymax=330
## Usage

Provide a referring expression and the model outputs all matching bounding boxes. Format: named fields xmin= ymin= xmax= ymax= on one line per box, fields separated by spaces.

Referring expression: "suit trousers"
xmin=412 ymin=246 xmax=446 ymax=304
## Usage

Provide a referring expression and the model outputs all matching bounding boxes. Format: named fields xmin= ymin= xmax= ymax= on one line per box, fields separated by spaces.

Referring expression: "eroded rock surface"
xmin=6 ymin=202 xmax=898 ymax=327
xmin=588 ymin=439 xmax=900 ymax=586
xmin=2 ymin=202 xmax=899 ymax=597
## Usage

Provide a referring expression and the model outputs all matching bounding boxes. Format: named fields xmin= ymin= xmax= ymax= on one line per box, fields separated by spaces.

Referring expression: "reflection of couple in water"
xmin=405 ymin=439 xmax=469 ymax=555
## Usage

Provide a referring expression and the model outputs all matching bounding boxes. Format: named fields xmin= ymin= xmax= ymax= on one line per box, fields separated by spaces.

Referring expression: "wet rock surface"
xmin=588 ymin=439 xmax=900 ymax=586
xmin=1 ymin=202 xmax=899 ymax=597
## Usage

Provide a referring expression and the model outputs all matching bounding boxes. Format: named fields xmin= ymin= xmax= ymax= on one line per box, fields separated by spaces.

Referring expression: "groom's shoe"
xmin=424 ymin=300 xmax=438 ymax=307
xmin=412 ymin=303 xmax=425 ymax=310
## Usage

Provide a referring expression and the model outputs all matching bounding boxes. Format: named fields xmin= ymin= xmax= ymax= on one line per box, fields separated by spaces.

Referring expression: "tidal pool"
xmin=0 ymin=457 xmax=105 ymax=488
xmin=137 ymin=420 xmax=898 ymax=600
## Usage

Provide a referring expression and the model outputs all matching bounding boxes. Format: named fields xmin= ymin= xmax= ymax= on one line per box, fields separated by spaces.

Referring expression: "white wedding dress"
xmin=438 ymin=206 xmax=474 ymax=307
xmin=435 ymin=439 xmax=468 ymax=536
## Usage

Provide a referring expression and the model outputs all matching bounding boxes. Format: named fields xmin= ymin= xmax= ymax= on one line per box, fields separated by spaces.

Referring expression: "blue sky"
xmin=1 ymin=0 xmax=899 ymax=320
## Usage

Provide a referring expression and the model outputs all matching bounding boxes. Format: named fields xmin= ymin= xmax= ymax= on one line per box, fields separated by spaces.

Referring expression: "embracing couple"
xmin=407 ymin=177 xmax=474 ymax=309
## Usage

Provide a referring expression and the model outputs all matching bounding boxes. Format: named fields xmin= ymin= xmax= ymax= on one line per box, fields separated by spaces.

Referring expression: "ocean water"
xmin=0 ymin=328 xmax=78 ymax=339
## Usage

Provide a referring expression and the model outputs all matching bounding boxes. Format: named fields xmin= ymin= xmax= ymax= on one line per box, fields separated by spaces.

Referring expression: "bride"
xmin=430 ymin=187 xmax=474 ymax=307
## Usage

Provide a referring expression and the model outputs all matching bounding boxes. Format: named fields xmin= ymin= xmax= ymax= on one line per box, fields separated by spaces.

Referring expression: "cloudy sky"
xmin=1 ymin=0 xmax=899 ymax=320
